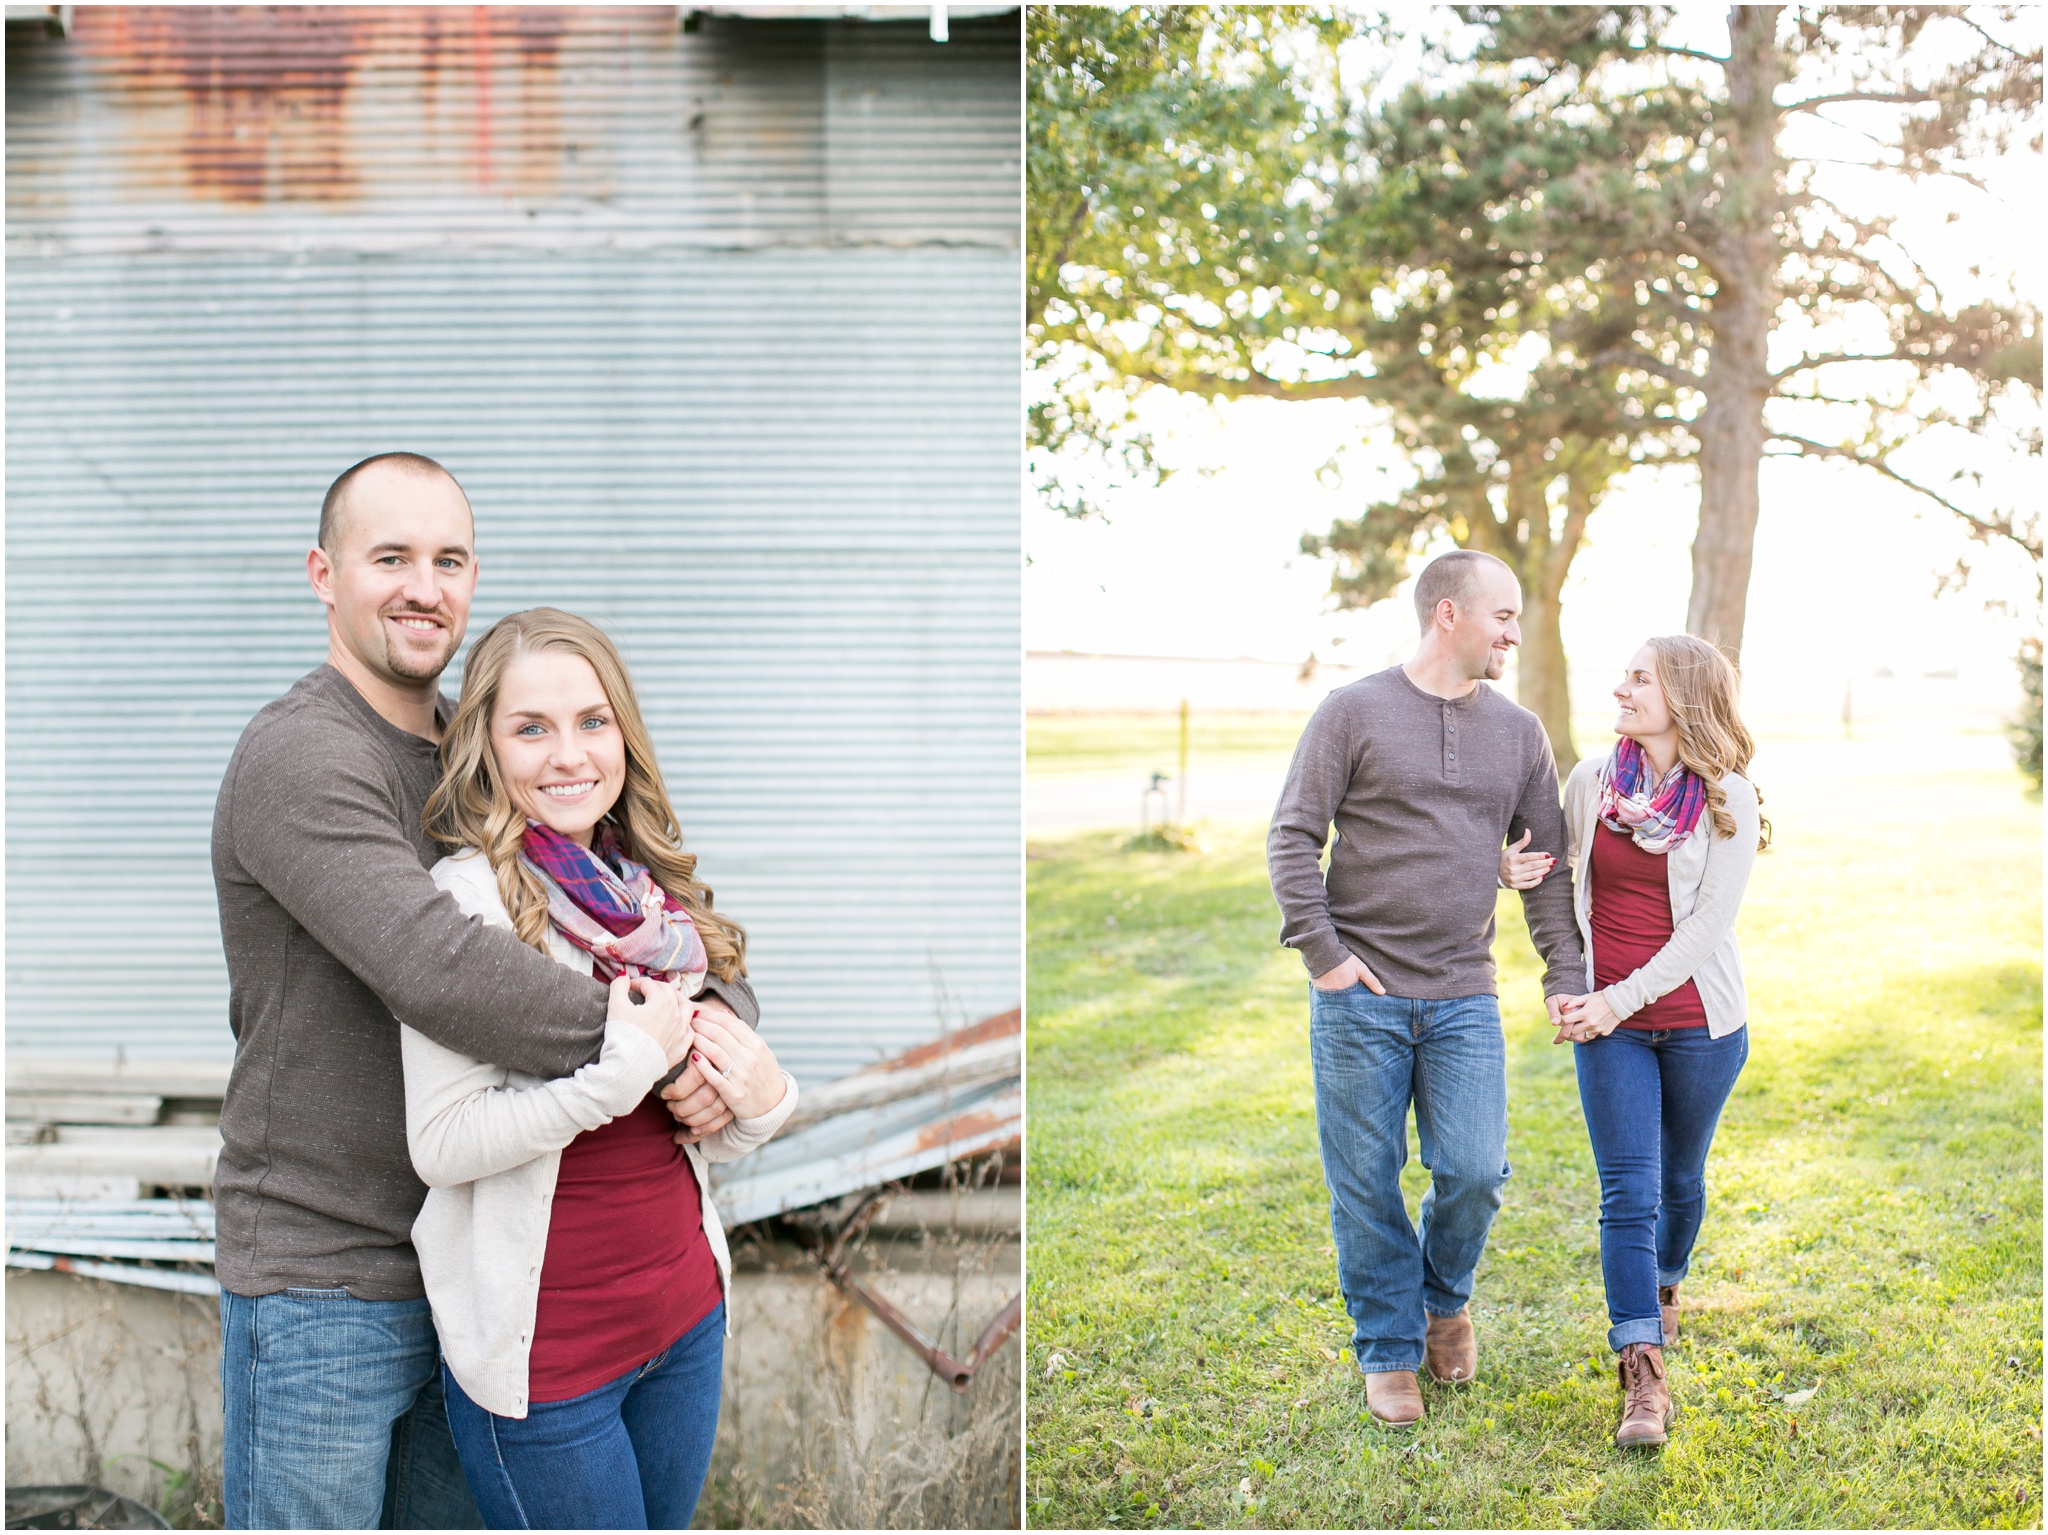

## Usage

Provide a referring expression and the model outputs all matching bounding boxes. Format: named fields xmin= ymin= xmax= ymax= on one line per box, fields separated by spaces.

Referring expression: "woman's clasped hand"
xmin=1550 ymin=990 xmax=1621 ymax=1044
xmin=606 ymin=972 xmax=694 ymax=1062
xmin=659 ymin=999 xmax=790 ymax=1144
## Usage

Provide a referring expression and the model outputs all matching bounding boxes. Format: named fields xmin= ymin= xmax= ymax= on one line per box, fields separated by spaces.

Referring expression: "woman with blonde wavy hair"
xmin=1501 ymin=635 xmax=1768 ymax=1451
xmin=399 ymin=607 xmax=795 ymax=1529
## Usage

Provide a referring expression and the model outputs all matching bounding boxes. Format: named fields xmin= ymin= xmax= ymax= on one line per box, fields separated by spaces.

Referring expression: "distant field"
xmin=1027 ymin=712 xmax=1315 ymax=778
xmin=1024 ymin=733 xmax=2042 ymax=1529
xmin=1026 ymin=707 xmax=2015 ymax=783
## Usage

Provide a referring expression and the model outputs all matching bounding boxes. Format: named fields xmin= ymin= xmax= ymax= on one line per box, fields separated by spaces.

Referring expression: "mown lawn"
xmin=1024 ymin=734 xmax=2041 ymax=1529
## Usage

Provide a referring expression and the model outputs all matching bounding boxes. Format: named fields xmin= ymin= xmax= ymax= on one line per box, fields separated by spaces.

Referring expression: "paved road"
xmin=1027 ymin=765 xmax=1289 ymax=838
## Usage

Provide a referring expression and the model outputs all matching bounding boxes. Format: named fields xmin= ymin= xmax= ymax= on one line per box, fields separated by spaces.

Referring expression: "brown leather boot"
xmin=1424 ymin=1308 xmax=1476 ymax=1384
xmin=1658 ymin=1285 xmax=1680 ymax=1347
xmin=1614 ymin=1343 xmax=1671 ymax=1447
xmin=1364 ymin=1370 xmax=1425 ymax=1426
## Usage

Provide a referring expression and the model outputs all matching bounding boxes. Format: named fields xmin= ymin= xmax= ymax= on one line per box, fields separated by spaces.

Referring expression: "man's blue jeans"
xmin=219 ymin=1286 xmax=482 ymax=1530
xmin=1308 ymin=986 xmax=1510 ymax=1374
xmin=441 ymin=1303 xmax=724 ymax=1530
xmin=1574 ymin=1024 xmax=1748 ymax=1351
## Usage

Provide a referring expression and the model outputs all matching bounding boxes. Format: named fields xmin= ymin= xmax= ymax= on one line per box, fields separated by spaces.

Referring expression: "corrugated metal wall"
xmin=6 ymin=6 xmax=1022 ymax=1084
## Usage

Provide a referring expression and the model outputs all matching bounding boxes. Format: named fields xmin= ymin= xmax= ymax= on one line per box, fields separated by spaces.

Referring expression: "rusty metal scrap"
xmin=6 ymin=1197 xmax=221 ymax=1296
xmin=709 ymin=1010 xmax=1021 ymax=1226
xmin=7 ymin=1248 xmax=219 ymax=1298
xmin=782 ymin=1007 xmax=1019 ymax=1132
xmin=823 ymin=1262 xmax=1020 ymax=1394
xmin=801 ymin=1187 xmax=1019 ymax=1394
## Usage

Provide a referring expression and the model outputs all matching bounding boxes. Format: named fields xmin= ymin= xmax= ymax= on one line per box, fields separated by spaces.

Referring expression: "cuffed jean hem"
xmin=1657 ymin=1262 xmax=1690 ymax=1288
xmin=1354 ymin=1357 xmax=1423 ymax=1376
xmin=1608 ymin=1317 xmax=1666 ymax=1352
xmin=1421 ymin=1302 xmax=1468 ymax=1320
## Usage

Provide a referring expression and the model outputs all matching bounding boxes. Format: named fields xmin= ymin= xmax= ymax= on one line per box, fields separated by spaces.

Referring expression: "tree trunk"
xmin=1685 ymin=4 xmax=1785 ymax=662
xmin=1688 ymin=315 xmax=1771 ymax=658
xmin=1519 ymin=575 xmax=1576 ymax=775
xmin=1489 ymin=460 xmax=1580 ymax=773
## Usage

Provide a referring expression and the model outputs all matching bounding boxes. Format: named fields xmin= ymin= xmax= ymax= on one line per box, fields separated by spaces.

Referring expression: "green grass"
xmin=1024 ymin=736 xmax=2042 ymax=1529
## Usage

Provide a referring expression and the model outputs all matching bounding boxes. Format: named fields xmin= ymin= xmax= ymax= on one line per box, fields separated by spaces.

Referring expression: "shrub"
xmin=2010 ymin=637 xmax=2042 ymax=792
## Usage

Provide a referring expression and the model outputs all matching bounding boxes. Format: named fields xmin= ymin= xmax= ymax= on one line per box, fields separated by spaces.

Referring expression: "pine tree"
xmin=1029 ymin=6 xmax=2042 ymax=681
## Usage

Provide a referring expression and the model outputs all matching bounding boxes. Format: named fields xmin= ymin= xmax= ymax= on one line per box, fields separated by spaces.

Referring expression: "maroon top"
xmin=1587 ymin=823 xmax=1708 ymax=1031
xmin=526 ymin=1093 xmax=723 ymax=1403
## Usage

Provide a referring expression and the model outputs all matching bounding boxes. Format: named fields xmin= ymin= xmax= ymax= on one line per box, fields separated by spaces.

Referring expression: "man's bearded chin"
xmin=383 ymin=627 xmax=458 ymax=681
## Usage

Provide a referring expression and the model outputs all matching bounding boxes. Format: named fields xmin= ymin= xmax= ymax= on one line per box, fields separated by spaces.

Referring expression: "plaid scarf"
xmin=1596 ymin=737 xmax=1706 ymax=854
xmin=518 ymin=820 xmax=707 ymax=989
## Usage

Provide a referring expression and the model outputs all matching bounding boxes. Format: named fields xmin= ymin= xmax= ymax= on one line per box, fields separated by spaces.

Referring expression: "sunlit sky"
xmin=1025 ymin=8 xmax=2042 ymax=716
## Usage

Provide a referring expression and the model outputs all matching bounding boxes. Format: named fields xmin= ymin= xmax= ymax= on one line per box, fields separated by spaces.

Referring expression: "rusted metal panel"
xmin=6 ymin=5 xmax=1020 ymax=254
xmin=890 ymin=1006 xmax=1017 ymax=1068
xmin=6 ymin=1094 xmax=165 ymax=1127
xmin=7 ymin=1127 xmax=223 ymax=1199
xmin=6 ymin=1197 xmax=220 ymax=1295
xmin=6 ymin=246 xmax=1021 ymax=1076
xmin=4 ymin=992 xmax=1024 ymax=1293
xmin=783 ymin=1008 xmax=1018 ymax=1130
xmin=7 ymin=8 xmax=1022 ymax=1077
xmin=709 ymin=1080 xmax=1019 ymax=1226
xmin=7 ymin=1249 xmax=220 ymax=1296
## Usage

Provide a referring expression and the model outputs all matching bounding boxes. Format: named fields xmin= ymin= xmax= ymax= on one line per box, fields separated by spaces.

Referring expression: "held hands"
xmin=660 ymin=1001 xmax=788 ymax=1145
xmin=1499 ymin=829 xmax=1558 ymax=891
xmin=1311 ymin=953 xmax=1386 ymax=995
xmin=1551 ymin=991 xmax=1620 ymax=1045
xmin=607 ymin=974 xmax=694 ymax=1067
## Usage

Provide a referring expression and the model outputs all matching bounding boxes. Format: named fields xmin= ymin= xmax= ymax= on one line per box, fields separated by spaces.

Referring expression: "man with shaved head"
xmin=209 ymin=454 xmax=747 ymax=1528
xmin=313 ymin=453 xmax=475 ymax=706
xmin=1267 ymin=548 xmax=1585 ymax=1427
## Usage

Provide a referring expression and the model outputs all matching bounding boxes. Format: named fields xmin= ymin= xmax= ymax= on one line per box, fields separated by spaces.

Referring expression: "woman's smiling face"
xmin=489 ymin=648 xmax=628 ymax=846
xmin=1613 ymin=644 xmax=1675 ymax=742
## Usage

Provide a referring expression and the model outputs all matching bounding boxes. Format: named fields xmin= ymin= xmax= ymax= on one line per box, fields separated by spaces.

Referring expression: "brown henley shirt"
xmin=1266 ymin=666 xmax=1585 ymax=1000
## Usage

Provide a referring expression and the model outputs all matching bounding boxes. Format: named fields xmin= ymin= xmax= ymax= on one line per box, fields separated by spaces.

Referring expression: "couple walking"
xmin=211 ymin=453 xmax=793 ymax=1528
xmin=1268 ymin=549 xmax=1768 ymax=1447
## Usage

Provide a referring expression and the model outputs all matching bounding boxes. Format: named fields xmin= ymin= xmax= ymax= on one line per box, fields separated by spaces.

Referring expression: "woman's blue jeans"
xmin=1574 ymin=1025 xmax=1748 ymax=1351
xmin=442 ymin=1304 xmax=725 ymax=1531
xmin=1308 ymin=986 xmax=1511 ymax=1373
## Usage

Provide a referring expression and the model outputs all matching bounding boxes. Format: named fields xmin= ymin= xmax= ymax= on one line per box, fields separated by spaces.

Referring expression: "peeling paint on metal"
xmin=883 ymin=1007 xmax=1018 ymax=1072
xmin=911 ymin=1106 xmax=1014 ymax=1154
xmin=7 ymin=6 xmax=1022 ymax=254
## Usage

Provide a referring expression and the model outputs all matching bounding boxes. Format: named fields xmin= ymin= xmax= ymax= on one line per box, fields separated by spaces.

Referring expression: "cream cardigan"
xmin=401 ymin=847 xmax=797 ymax=1419
xmin=1561 ymin=755 xmax=1760 ymax=1040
